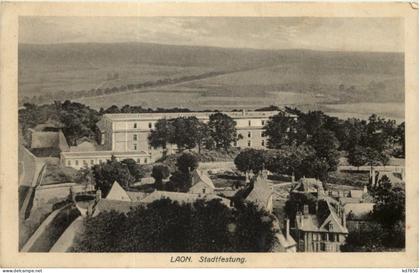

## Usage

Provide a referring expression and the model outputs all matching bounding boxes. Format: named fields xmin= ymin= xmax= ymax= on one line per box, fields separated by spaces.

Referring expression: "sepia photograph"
xmin=0 ymin=1 xmax=418 ymax=268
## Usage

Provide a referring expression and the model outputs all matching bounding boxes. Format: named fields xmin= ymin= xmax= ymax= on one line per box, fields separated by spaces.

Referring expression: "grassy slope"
xmin=19 ymin=42 xmax=404 ymax=108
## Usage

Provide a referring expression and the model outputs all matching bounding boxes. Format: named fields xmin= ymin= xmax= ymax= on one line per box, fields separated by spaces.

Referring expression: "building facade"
xmin=61 ymin=110 xmax=284 ymax=169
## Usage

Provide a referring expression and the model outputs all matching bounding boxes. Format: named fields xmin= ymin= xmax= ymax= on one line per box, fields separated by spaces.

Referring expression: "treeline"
xmin=265 ymin=107 xmax=404 ymax=161
xmin=148 ymin=112 xmax=238 ymax=152
xmin=233 ymin=107 xmax=404 ymax=181
xmin=72 ymin=198 xmax=275 ymax=252
xmin=19 ymin=71 xmax=225 ymax=105
xmin=19 ymin=101 xmax=101 ymax=147
xmin=342 ymin=175 xmax=405 ymax=251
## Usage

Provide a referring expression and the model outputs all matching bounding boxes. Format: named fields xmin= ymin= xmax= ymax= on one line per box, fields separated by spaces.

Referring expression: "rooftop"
xmin=102 ymin=110 xmax=282 ymax=122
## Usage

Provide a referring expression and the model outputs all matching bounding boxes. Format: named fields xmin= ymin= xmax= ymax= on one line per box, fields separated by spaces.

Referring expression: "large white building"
xmin=61 ymin=110 xmax=285 ymax=169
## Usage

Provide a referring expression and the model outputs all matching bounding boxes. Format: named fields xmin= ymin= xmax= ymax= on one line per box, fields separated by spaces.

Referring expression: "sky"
xmin=19 ymin=16 xmax=404 ymax=52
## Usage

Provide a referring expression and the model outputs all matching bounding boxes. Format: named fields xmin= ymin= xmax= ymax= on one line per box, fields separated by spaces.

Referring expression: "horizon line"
xmin=18 ymin=41 xmax=405 ymax=54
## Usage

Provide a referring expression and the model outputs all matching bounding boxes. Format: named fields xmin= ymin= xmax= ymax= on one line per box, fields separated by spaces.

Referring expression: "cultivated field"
xmin=19 ymin=42 xmax=405 ymax=120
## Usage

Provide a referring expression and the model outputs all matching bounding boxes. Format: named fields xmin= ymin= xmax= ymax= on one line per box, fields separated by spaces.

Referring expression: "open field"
xmin=19 ymin=42 xmax=404 ymax=120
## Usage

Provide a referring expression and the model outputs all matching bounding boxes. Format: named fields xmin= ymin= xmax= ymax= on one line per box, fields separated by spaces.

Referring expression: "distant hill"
xmin=18 ymin=42 xmax=404 ymax=109
xmin=19 ymin=42 xmax=404 ymax=73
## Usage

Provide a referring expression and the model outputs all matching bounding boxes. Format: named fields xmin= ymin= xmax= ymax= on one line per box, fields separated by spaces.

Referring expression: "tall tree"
xmin=308 ymin=128 xmax=340 ymax=171
xmin=208 ymin=112 xmax=237 ymax=150
xmin=234 ymin=149 xmax=266 ymax=175
xmin=92 ymin=156 xmax=135 ymax=196
xmin=151 ymin=164 xmax=170 ymax=190
xmin=264 ymin=112 xmax=296 ymax=148
xmin=148 ymin=118 xmax=175 ymax=151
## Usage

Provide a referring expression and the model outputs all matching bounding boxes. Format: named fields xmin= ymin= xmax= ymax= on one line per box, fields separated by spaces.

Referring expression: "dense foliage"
xmin=72 ymin=199 xmax=276 ymax=252
xmin=164 ymin=152 xmax=199 ymax=192
xmin=19 ymin=101 xmax=100 ymax=146
xmin=342 ymin=176 xmax=405 ymax=251
xmin=92 ymin=156 xmax=145 ymax=196
xmin=151 ymin=164 xmax=170 ymax=190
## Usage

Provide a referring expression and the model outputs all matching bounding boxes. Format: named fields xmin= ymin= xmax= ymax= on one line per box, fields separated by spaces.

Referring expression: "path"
xmin=20 ymin=204 xmax=70 ymax=252
xmin=50 ymin=216 xmax=84 ymax=252
xmin=19 ymin=163 xmax=47 ymax=221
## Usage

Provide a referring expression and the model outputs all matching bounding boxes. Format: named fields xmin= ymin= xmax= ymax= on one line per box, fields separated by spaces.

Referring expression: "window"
xmin=136 ymin=158 xmax=140 ymax=163
xmin=248 ymin=120 xmax=251 ymax=126
xmin=261 ymin=140 xmax=265 ymax=147
xmin=248 ymin=131 xmax=251 ymax=138
xmin=261 ymin=131 xmax=264 ymax=137
xmin=75 ymin=160 xmax=79 ymax=166
xmin=148 ymin=122 xmax=152 ymax=129
xmin=329 ymin=233 xmax=335 ymax=242
xmin=262 ymin=120 xmax=265 ymax=126
xmin=67 ymin=160 xmax=71 ymax=166
xmin=321 ymin=233 xmax=327 ymax=241
xmin=99 ymin=159 xmax=103 ymax=164
xmin=202 ymin=189 xmax=206 ymax=194
xmin=144 ymin=158 xmax=148 ymax=163
xmin=133 ymin=144 xmax=137 ymax=150
xmin=248 ymin=140 xmax=251 ymax=147
xmin=83 ymin=160 xmax=87 ymax=165
xmin=90 ymin=160 xmax=94 ymax=165
xmin=133 ymin=134 xmax=138 ymax=141
xmin=134 ymin=123 xmax=137 ymax=128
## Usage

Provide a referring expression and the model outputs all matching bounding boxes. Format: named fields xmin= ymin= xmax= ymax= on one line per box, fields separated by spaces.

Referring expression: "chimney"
xmin=96 ymin=189 xmax=102 ymax=202
xmin=371 ymin=169 xmax=376 ymax=187
xmin=303 ymin=204 xmax=309 ymax=215
xmin=363 ymin=185 xmax=368 ymax=194
xmin=285 ymin=218 xmax=290 ymax=240
xmin=341 ymin=207 xmax=347 ymax=227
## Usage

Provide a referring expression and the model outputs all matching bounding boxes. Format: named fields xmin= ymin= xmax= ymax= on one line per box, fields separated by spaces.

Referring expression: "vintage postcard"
xmin=0 ymin=1 xmax=418 ymax=268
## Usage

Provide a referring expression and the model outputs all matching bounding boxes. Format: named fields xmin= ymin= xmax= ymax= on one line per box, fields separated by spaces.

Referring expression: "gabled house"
xmin=293 ymin=201 xmax=348 ymax=252
xmin=105 ymin=181 xmax=148 ymax=202
xmin=189 ymin=169 xmax=215 ymax=195
xmin=244 ymin=172 xmax=274 ymax=213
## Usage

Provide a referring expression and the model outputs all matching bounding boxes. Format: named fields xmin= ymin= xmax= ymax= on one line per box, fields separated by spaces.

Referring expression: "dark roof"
xmin=245 ymin=175 xmax=273 ymax=210
xmin=94 ymin=199 xmax=143 ymax=215
xmin=292 ymin=178 xmax=324 ymax=194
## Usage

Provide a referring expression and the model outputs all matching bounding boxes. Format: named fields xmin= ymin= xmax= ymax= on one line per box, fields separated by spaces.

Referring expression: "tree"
xmin=264 ymin=112 xmax=303 ymax=148
xmin=92 ymin=156 xmax=135 ymax=196
xmin=176 ymin=152 xmax=199 ymax=174
xmin=72 ymin=199 xmax=275 ymax=252
xmin=234 ymin=149 xmax=266 ymax=175
xmin=166 ymin=171 xmax=192 ymax=192
xmin=371 ymin=175 xmax=405 ymax=228
xmin=208 ymin=112 xmax=237 ymax=150
xmin=347 ymin=145 xmax=368 ymax=169
xmin=121 ymin=158 xmax=145 ymax=181
xmin=308 ymin=128 xmax=340 ymax=171
xmin=148 ymin=118 xmax=175 ymax=151
xmin=59 ymin=100 xmax=101 ymax=145
xmin=151 ymin=164 xmax=170 ymax=190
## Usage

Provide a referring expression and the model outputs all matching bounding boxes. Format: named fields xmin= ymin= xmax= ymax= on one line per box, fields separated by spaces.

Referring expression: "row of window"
xmin=132 ymin=120 xmax=268 ymax=129
xmin=67 ymin=157 xmax=149 ymax=166
xmin=132 ymin=144 xmax=152 ymax=151
xmin=133 ymin=122 xmax=153 ymax=129
xmin=234 ymin=140 xmax=265 ymax=147
xmin=248 ymin=120 xmax=266 ymax=126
